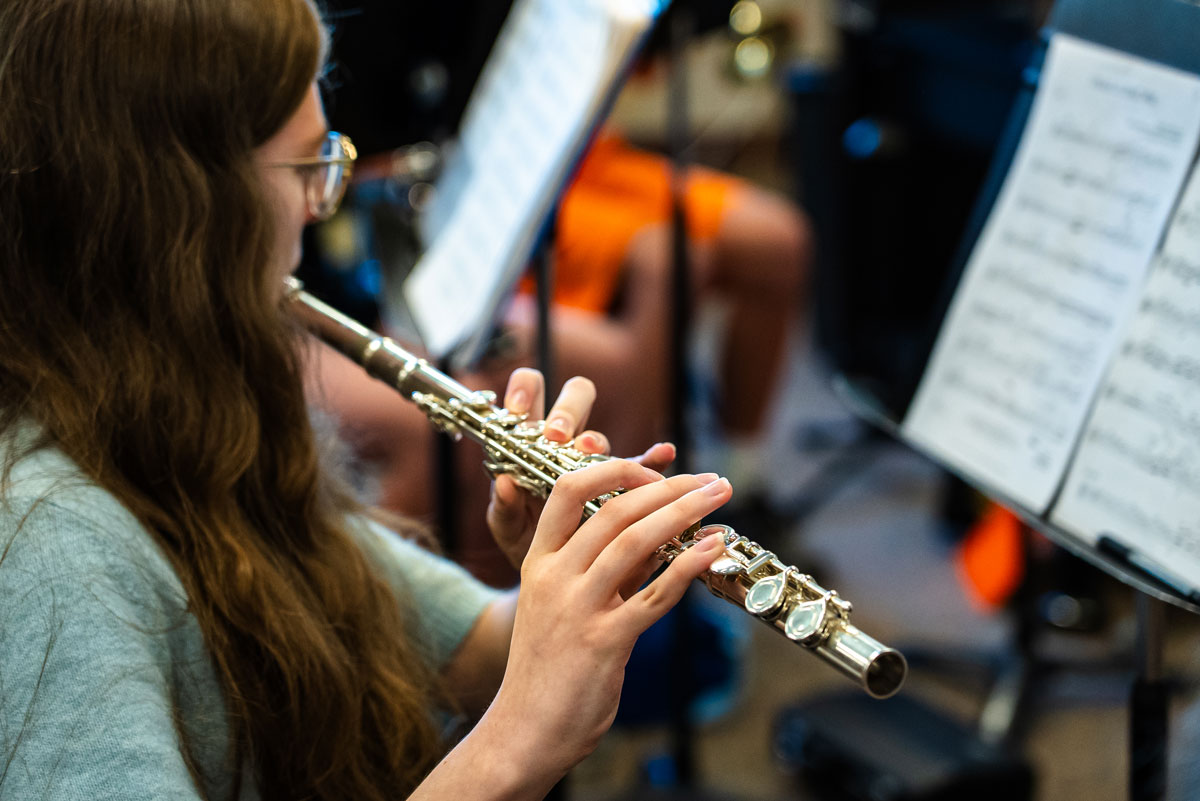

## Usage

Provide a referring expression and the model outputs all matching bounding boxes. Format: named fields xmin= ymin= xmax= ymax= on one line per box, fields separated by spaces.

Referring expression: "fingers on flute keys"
xmin=530 ymin=460 xmax=731 ymax=615
xmin=504 ymin=369 xmax=598 ymax=445
xmin=502 ymin=367 xmax=545 ymax=419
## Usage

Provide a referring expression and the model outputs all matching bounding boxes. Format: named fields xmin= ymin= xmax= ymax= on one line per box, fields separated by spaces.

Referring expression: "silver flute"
xmin=285 ymin=279 xmax=907 ymax=699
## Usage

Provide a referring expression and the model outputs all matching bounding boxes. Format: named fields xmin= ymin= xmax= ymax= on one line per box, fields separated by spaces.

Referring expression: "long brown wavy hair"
xmin=0 ymin=1 xmax=446 ymax=797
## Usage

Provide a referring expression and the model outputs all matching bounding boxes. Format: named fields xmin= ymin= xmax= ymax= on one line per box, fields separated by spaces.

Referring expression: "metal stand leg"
xmin=435 ymin=357 xmax=459 ymax=558
xmin=666 ymin=6 xmax=697 ymax=786
xmin=533 ymin=231 xmax=555 ymax=395
xmin=1131 ymin=592 xmax=1168 ymax=801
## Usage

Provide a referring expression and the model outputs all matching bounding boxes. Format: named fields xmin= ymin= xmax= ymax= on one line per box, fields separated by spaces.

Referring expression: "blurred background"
xmin=300 ymin=1 xmax=1200 ymax=799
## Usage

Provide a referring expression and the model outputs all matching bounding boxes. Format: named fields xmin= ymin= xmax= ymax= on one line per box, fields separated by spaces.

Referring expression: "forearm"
xmin=408 ymin=711 xmax=562 ymax=801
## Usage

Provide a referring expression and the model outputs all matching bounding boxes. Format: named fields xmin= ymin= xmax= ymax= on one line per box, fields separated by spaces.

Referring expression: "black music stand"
xmin=607 ymin=8 xmax=739 ymax=798
xmin=831 ymin=3 xmax=1200 ymax=799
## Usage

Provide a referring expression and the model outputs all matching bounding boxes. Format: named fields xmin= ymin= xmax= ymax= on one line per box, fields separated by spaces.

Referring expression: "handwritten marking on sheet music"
xmin=1052 ymin=153 xmax=1200 ymax=589
xmin=902 ymin=34 xmax=1200 ymax=512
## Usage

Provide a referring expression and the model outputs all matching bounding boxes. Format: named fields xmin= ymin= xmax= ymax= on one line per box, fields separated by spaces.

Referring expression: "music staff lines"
xmin=1159 ymin=252 xmax=1200 ymax=289
xmin=1128 ymin=116 xmax=1193 ymax=147
xmin=1099 ymin=384 xmax=1200 ymax=444
xmin=1075 ymin=481 xmax=1200 ymax=558
xmin=1028 ymin=157 xmax=1157 ymax=212
xmin=969 ymin=299 xmax=1098 ymax=366
xmin=1120 ymin=338 xmax=1200 ymax=390
xmin=999 ymin=230 xmax=1130 ymax=291
xmin=1083 ymin=425 xmax=1200 ymax=500
xmin=1137 ymin=294 xmax=1200 ymax=337
xmin=1013 ymin=195 xmax=1141 ymax=251
xmin=983 ymin=262 xmax=1115 ymax=330
xmin=1169 ymin=207 xmax=1200 ymax=238
xmin=951 ymin=333 xmax=1084 ymax=404
xmin=1050 ymin=122 xmax=1173 ymax=171
xmin=941 ymin=367 xmax=1069 ymax=442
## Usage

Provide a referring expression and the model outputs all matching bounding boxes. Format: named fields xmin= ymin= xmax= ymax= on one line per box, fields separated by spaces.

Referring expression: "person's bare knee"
xmin=713 ymin=187 xmax=813 ymax=302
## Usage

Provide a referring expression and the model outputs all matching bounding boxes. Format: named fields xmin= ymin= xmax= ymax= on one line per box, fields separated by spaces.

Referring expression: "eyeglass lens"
xmin=309 ymin=135 xmax=349 ymax=219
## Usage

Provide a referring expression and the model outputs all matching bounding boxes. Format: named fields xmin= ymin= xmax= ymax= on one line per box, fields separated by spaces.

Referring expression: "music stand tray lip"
xmin=832 ymin=372 xmax=1200 ymax=617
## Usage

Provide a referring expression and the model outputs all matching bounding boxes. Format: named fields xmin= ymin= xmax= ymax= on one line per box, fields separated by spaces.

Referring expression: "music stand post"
xmin=434 ymin=356 xmax=460 ymax=559
xmin=533 ymin=220 xmax=556 ymax=398
xmin=1132 ymin=592 xmax=1168 ymax=801
xmin=665 ymin=0 xmax=697 ymax=790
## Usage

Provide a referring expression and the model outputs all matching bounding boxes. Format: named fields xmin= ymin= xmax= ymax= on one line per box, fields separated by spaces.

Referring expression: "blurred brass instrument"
xmin=285 ymin=278 xmax=907 ymax=699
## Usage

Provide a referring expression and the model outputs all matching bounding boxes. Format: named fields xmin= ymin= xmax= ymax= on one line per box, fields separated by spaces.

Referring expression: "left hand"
xmin=485 ymin=368 xmax=675 ymax=569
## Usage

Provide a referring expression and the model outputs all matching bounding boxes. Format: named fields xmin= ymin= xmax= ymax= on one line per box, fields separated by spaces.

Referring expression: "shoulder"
xmin=0 ymin=444 xmax=205 ymax=799
xmin=1 ymin=441 xmax=186 ymax=613
xmin=0 ymin=439 xmax=190 ymax=686
xmin=0 ymin=437 xmax=190 ymax=692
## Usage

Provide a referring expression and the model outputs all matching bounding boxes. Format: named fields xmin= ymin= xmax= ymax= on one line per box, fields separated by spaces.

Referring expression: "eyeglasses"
xmin=268 ymin=131 xmax=357 ymax=221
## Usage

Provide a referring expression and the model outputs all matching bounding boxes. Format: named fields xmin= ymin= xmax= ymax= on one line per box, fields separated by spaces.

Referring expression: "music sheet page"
xmin=1052 ymin=160 xmax=1200 ymax=588
xmin=402 ymin=0 xmax=657 ymax=362
xmin=902 ymin=33 xmax=1200 ymax=512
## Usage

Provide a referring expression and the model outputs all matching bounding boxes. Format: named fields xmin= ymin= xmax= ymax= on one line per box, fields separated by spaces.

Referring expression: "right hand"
xmin=478 ymin=458 xmax=732 ymax=785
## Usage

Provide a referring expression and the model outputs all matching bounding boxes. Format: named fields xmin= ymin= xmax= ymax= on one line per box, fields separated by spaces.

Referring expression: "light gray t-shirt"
xmin=0 ymin=434 xmax=499 ymax=800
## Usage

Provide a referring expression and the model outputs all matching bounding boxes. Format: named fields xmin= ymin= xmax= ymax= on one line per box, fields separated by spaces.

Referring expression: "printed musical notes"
xmin=902 ymin=33 xmax=1200 ymax=512
xmin=1053 ymin=161 xmax=1200 ymax=586
xmin=402 ymin=0 xmax=663 ymax=364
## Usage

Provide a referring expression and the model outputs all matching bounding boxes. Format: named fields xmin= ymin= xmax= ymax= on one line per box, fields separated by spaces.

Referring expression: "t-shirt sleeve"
xmin=0 ymin=500 xmax=205 ymax=800
xmin=352 ymin=519 xmax=503 ymax=670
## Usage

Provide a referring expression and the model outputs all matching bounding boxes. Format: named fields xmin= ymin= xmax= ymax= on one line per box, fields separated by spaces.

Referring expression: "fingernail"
xmin=703 ymin=477 xmax=730 ymax=495
xmin=643 ymin=466 xmax=664 ymax=481
xmin=695 ymin=472 xmax=719 ymax=483
xmin=577 ymin=433 xmax=598 ymax=450
xmin=508 ymin=389 xmax=529 ymax=413
xmin=545 ymin=416 xmax=569 ymax=439
xmin=700 ymin=534 xmax=726 ymax=550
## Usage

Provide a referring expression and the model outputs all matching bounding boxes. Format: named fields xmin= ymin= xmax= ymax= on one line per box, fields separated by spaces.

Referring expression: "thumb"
xmin=487 ymin=474 xmax=527 ymax=539
xmin=488 ymin=474 xmax=534 ymax=569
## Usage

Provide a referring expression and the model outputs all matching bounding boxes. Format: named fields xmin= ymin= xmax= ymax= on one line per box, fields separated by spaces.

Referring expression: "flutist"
xmin=0 ymin=2 xmax=735 ymax=799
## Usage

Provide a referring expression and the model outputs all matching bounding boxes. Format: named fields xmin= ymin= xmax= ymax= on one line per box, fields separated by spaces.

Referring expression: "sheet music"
xmin=902 ymin=33 xmax=1200 ymax=512
xmin=1051 ymin=160 xmax=1200 ymax=587
xmin=400 ymin=0 xmax=661 ymax=364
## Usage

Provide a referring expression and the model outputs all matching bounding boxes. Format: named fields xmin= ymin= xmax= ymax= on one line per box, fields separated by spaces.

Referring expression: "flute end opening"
xmin=865 ymin=649 xmax=908 ymax=699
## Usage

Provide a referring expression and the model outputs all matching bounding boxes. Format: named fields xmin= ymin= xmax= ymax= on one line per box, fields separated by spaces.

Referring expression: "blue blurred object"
xmin=842 ymin=118 xmax=884 ymax=160
xmin=614 ymin=587 xmax=747 ymax=729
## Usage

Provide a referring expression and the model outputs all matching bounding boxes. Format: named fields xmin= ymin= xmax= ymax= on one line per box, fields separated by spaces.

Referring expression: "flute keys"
xmin=745 ymin=572 xmax=788 ymax=617
xmin=708 ymin=555 xmax=743 ymax=575
xmin=784 ymin=599 xmax=828 ymax=645
xmin=695 ymin=523 xmax=736 ymax=542
xmin=694 ymin=524 xmax=741 ymax=574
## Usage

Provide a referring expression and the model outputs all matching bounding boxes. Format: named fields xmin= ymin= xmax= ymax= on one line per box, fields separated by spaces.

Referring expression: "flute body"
xmin=286 ymin=279 xmax=907 ymax=699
